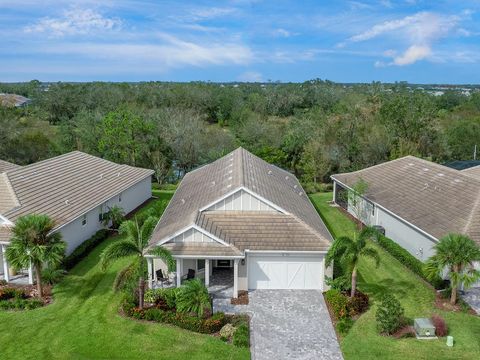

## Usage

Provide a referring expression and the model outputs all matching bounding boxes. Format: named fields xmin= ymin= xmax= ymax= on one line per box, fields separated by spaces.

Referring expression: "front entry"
xmin=248 ymin=254 xmax=324 ymax=290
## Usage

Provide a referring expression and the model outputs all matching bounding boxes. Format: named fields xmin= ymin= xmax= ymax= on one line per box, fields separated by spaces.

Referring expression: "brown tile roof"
xmin=162 ymin=242 xmax=243 ymax=257
xmin=0 ymin=173 xmax=19 ymax=214
xmin=0 ymin=151 xmax=153 ymax=242
xmin=150 ymin=147 xmax=332 ymax=253
xmin=0 ymin=159 xmax=20 ymax=173
xmin=332 ymin=156 xmax=480 ymax=245
xmin=197 ymin=211 xmax=331 ymax=252
xmin=462 ymin=165 xmax=480 ymax=180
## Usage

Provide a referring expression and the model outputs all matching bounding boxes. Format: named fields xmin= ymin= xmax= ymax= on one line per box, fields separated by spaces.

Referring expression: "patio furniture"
xmin=156 ymin=269 xmax=172 ymax=287
xmin=182 ymin=269 xmax=196 ymax=281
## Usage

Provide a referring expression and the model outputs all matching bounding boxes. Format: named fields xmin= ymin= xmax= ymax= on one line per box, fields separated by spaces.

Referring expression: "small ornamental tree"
xmin=102 ymin=205 xmax=125 ymax=230
xmin=376 ymin=293 xmax=404 ymax=335
xmin=176 ymin=278 xmax=212 ymax=317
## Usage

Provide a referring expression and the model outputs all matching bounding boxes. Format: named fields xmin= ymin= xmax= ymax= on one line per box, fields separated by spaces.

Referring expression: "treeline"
xmin=0 ymin=80 xmax=479 ymax=186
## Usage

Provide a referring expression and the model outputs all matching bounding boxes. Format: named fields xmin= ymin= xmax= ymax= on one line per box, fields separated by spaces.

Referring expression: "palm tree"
xmin=326 ymin=227 xmax=380 ymax=297
xmin=100 ymin=216 xmax=175 ymax=309
xmin=6 ymin=214 xmax=66 ymax=298
xmin=102 ymin=205 xmax=125 ymax=230
xmin=176 ymin=278 xmax=211 ymax=317
xmin=425 ymin=234 xmax=480 ymax=305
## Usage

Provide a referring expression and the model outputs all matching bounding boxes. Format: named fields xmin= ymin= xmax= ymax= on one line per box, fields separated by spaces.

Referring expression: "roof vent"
xmin=423 ymin=168 xmax=429 ymax=172
xmin=100 ymin=174 xmax=103 ymax=179
xmin=65 ymin=200 xmax=69 ymax=205
xmin=408 ymin=163 xmax=414 ymax=166
xmin=454 ymin=179 xmax=461 ymax=183
xmin=268 ymin=170 xmax=272 ymax=175
xmin=117 ymin=172 xmax=121 ymax=177
xmin=181 ymin=199 xmax=185 ymax=204
xmin=227 ymin=184 xmax=232 ymax=188
xmin=294 ymin=184 xmax=298 ymax=189
xmin=211 ymin=181 xmax=215 ymax=186
xmin=437 ymin=173 xmax=444 ymax=177
xmin=285 ymin=176 xmax=289 ymax=180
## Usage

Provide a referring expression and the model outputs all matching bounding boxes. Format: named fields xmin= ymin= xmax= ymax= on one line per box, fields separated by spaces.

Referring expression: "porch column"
xmin=176 ymin=258 xmax=182 ymax=287
xmin=147 ymin=257 xmax=153 ymax=289
xmin=233 ymin=258 xmax=239 ymax=299
xmin=28 ymin=261 xmax=34 ymax=285
xmin=205 ymin=259 xmax=210 ymax=287
xmin=1 ymin=245 xmax=9 ymax=282
xmin=332 ymin=182 xmax=336 ymax=203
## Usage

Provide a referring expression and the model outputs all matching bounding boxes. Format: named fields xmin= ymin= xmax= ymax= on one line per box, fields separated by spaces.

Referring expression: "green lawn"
xmin=0 ymin=192 xmax=249 ymax=360
xmin=310 ymin=192 xmax=480 ymax=360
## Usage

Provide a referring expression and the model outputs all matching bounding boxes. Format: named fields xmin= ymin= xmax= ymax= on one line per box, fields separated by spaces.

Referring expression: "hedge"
xmin=375 ymin=235 xmax=444 ymax=289
xmin=64 ymin=229 xmax=110 ymax=270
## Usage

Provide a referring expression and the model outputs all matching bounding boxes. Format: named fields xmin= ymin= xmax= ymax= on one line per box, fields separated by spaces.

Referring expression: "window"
xmin=81 ymin=214 xmax=87 ymax=226
xmin=371 ymin=204 xmax=375 ymax=216
xmin=98 ymin=205 xmax=104 ymax=222
xmin=119 ymin=193 xmax=122 ymax=202
xmin=197 ymin=259 xmax=205 ymax=271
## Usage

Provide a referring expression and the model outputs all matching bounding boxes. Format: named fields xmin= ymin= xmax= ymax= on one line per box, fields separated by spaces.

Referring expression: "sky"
xmin=1 ymin=0 xmax=480 ymax=83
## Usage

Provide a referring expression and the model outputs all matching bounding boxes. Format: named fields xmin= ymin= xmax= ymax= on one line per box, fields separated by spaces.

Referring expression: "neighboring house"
xmin=0 ymin=93 xmax=32 ymax=108
xmin=0 ymin=151 xmax=153 ymax=284
xmin=147 ymin=148 xmax=333 ymax=298
xmin=331 ymin=156 xmax=480 ymax=286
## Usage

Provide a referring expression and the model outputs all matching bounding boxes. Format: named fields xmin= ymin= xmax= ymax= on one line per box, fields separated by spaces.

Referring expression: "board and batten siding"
xmin=206 ymin=189 xmax=277 ymax=211
xmin=60 ymin=176 xmax=152 ymax=255
xmin=165 ymin=228 xmax=215 ymax=244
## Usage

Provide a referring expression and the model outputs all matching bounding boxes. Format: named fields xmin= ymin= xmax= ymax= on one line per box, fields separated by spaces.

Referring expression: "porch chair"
xmin=156 ymin=269 xmax=171 ymax=287
xmin=182 ymin=268 xmax=196 ymax=282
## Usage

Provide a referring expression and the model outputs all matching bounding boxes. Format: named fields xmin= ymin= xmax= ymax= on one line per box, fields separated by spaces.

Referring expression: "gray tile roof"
xmin=0 ymin=159 xmax=20 ymax=173
xmin=332 ymin=156 xmax=480 ymax=245
xmin=0 ymin=151 xmax=153 ymax=242
xmin=197 ymin=211 xmax=331 ymax=252
xmin=462 ymin=165 xmax=480 ymax=180
xmin=150 ymin=147 xmax=332 ymax=254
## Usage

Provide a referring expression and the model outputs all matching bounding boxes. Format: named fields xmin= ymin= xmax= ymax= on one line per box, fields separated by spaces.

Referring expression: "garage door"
xmin=248 ymin=254 xmax=324 ymax=290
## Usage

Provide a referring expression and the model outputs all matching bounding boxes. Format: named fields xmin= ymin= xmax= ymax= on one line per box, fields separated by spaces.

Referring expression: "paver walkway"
xmin=246 ymin=290 xmax=343 ymax=360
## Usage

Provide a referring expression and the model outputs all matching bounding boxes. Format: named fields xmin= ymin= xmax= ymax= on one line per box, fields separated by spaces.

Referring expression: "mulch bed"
xmin=0 ymin=282 xmax=52 ymax=306
xmin=434 ymin=292 xmax=476 ymax=315
xmin=231 ymin=290 xmax=249 ymax=305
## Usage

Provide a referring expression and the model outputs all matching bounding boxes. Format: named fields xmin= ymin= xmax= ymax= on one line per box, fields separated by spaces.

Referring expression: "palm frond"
xmin=140 ymin=217 xmax=158 ymax=248
xmin=100 ymin=239 xmax=139 ymax=270
xmin=113 ymin=260 xmax=139 ymax=292
xmin=148 ymin=246 xmax=175 ymax=272
xmin=360 ymin=246 xmax=380 ymax=267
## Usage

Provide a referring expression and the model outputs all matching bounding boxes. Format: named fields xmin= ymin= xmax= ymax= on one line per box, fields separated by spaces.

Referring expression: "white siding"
xmin=347 ymin=194 xmax=376 ymax=226
xmin=207 ymin=189 xmax=277 ymax=211
xmin=59 ymin=176 xmax=152 ymax=255
xmin=375 ymin=207 xmax=436 ymax=261
xmin=165 ymin=228 xmax=216 ymax=244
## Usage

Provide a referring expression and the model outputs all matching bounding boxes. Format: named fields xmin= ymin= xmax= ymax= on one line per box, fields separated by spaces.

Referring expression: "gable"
xmin=205 ymin=189 xmax=278 ymax=212
xmin=164 ymin=227 xmax=216 ymax=245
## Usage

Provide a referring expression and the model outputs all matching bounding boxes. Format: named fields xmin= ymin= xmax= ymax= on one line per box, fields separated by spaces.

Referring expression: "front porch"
xmin=0 ymin=244 xmax=34 ymax=285
xmin=146 ymin=257 xmax=241 ymax=298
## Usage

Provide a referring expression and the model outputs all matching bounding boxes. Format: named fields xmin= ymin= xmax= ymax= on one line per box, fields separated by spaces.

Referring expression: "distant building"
xmin=0 ymin=93 xmax=32 ymax=108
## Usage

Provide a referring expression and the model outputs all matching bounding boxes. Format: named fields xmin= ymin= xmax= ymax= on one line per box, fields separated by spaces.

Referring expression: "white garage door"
xmin=248 ymin=254 xmax=324 ymax=290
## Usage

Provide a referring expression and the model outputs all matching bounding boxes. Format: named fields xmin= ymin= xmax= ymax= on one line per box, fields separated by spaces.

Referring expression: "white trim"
xmin=52 ymin=174 xmax=152 ymax=233
xmin=245 ymin=250 xmax=327 ymax=255
xmin=332 ymin=179 xmax=439 ymax=243
xmin=0 ymin=214 xmax=13 ymax=226
xmin=198 ymin=186 xmax=288 ymax=214
xmin=161 ymin=255 xmax=244 ymax=259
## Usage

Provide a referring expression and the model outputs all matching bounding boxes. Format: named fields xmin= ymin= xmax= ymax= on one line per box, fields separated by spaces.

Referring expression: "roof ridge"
xmin=238 ymin=147 xmax=245 ymax=187
xmin=0 ymin=172 xmax=20 ymax=210
xmin=463 ymin=189 xmax=480 ymax=235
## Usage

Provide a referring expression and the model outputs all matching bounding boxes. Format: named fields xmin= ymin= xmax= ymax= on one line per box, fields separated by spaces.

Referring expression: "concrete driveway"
xmin=248 ymin=290 xmax=343 ymax=360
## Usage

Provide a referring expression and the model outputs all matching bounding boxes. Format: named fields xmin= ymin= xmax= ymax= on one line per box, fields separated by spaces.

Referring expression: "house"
xmin=0 ymin=151 xmax=154 ymax=284
xmin=0 ymin=93 xmax=32 ymax=108
xmin=146 ymin=148 xmax=333 ymax=298
xmin=331 ymin=156 xmax=480 ymax=285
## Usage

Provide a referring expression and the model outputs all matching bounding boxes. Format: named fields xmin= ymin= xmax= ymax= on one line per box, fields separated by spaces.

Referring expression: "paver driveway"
xmin=248 ymin=290 xmax=343 ymax=360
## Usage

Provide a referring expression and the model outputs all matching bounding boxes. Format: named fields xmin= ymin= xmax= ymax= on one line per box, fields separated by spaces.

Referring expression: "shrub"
xmin=347 ymin=291 xmax=369 ymax=317
xmin=64 ymin=229 xmax=109 ymax=270
xmin=325 ymin=275 xmax=351 ymax=292
xmin=336 ymin=317 xmax=354 ymax=336
xmin=176 ymin=279 xmax=211 ymax=317
xmin=233 ymin=323 xmax=249 ymax=348
xmin=393 ymin=326 xmax=416 ymax=339
xmin=0 ymin=297 xmax=43 ymax=311
xmin=220 ymin=323 xmax=236 ymax=340
xmin=302 ymin=182 xmax=333 ymax=194
xmin=376 ymin=293 xmax=404 ymax=335
xmin=144 ymin=289 xmax=164 ymax=304
xmin=431 ymin=314 xmax=448 ymax=337
xmin=375 ymin=235 xmax=444 ymax=289
xmin=0 ymin=287 xmax=26 ymax=300
xmin=325 ymin=289 xmax=349 ymax=319
xmin=42 ymin=266 xmax=66 ymax=285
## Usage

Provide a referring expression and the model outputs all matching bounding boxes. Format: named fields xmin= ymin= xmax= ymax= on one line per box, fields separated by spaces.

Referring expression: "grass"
xmin=310 ymin=192 xmax=480 ymax=360
xmin=0 ymin=192 xmax=249 ymax=360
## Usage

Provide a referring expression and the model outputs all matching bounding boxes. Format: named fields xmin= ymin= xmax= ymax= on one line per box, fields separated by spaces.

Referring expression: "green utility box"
xmin=414 ymin=318 xmax=436 ymax=339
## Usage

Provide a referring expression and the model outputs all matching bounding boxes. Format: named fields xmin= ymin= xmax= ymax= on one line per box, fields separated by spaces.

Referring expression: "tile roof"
xmin=332 ymin=156 xmax=480 ymax=245
xmin=197 ymin=211 xmax=331 ymax=252
xmin=0 ymin=151 xmax=153 ymax=242
xmin=162 ymin=242 xmax=243 ymax=257
xmin=150 ymin=147 xmax=332 ymax=253
xmin=462 ymin=165 xmax=480 ymax=180
xmin=0 ymin=159 xmax=20 ymax=173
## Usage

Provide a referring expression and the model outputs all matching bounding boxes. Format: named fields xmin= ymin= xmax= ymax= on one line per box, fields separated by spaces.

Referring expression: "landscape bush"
xmin=176 ymin=279 xmax=211 ymax=317
xmin=0 ymin=298 xmax=44 ymax=311
xmin=325 ymin=289 xmax=349 ymax=319
xmin=347 ymin=291 xmax=369 ymax=317
xmin=0 ymin=287 xmax=27 ymax=300
xmin=376 ymin=293 xmax=404 ymax=335
xmin=220 ymin=323 xmax=236 ymax=341
xmin=431 ymin=314 xmax=448 ymax=337
xmin=393 ymin=326 xmax=416 ymax=339
xmin=336 ymin=317 xmax=354 ymax=336
xmin=64 ymin=229 xmax=110 ymax=270
xmin=375 ymin=234 xmax=444 ymax=289
xmin=302 ymin=182 xmax=333 ymax=194
xmin=232 ymin=323 xmax=250 ymax=348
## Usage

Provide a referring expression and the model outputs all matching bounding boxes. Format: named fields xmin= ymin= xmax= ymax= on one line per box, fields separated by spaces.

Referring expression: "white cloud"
xmin=188 ymin=7 xmax=238 ymax=20
xmin=273 ymin=28 xmax=293 ymax=38
xmin=33 ymin=33 xmax=253 ymax=68
xmin=24 ymin=8 xmax=121 ymax=37
xmin=342 ymin=11 xmax=467 ymax=66
xmin=237 ymin=71 xmax=263 ymax=82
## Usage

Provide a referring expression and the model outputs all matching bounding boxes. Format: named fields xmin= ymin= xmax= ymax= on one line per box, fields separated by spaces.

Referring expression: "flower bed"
xmin=0 ymin=283 xmax=46 ymax=311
